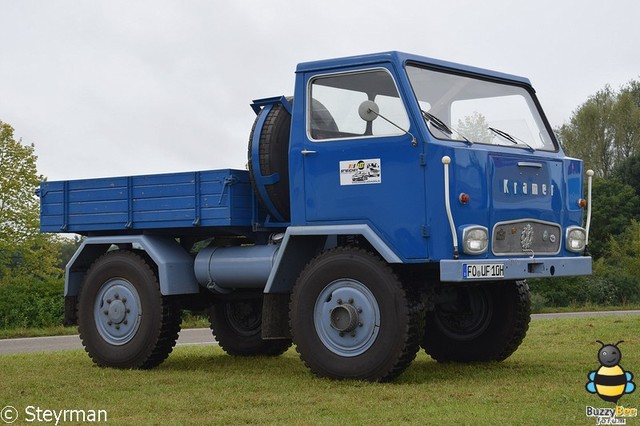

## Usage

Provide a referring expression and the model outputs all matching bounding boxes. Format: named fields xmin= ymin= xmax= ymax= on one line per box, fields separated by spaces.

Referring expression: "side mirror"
xmin=357 ymin=99 xmax=417 ymax=147
xmin=358 ymin=100 xmax=380 ymax=122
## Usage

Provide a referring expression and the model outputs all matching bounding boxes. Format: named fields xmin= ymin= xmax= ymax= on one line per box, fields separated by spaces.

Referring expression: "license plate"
xmin=463 ymin=263 xmax=505 ymax=279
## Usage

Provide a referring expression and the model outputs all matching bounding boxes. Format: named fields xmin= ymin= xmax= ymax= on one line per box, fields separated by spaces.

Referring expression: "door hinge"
xmin=422 ymin=225 xmax=429 ymax=237
xmin=419 ymin=153 xmax=426 ymax=166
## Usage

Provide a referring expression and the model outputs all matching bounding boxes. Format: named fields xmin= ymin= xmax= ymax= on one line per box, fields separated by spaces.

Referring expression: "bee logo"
xmin=585 ymin=340 xmax=635 ymax=404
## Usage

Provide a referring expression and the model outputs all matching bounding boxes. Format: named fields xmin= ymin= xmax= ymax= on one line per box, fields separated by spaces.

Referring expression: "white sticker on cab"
xmin=339 ymin=159 xmax=381 ymax=186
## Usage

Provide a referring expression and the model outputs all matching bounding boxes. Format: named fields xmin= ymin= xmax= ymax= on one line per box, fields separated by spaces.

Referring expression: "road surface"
xmin=1 ymin=311 xmax=639 ymax=355
xmin=0 ymin=328 xmax=215 ymax=355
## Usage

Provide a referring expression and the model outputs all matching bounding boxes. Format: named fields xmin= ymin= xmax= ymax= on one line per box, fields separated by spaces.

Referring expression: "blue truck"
xmin=40 ymin=51 xmax=593 ymax=381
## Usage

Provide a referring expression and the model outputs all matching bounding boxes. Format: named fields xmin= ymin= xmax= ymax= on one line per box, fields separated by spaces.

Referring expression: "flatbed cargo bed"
xmin=39 ymin=169 xmax=253 ymax=235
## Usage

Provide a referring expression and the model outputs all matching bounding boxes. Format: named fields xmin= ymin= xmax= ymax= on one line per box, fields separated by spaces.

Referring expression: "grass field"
xmin=1 ymin=316 xmax=639 ymax=425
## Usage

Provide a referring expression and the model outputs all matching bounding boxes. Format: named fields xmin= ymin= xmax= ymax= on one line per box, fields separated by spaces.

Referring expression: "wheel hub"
xmin=314 ymin=279 xmax=380 ymax=357
xmin=435 ymin=286 xmax=492 ymax=340
xmin=330 ymin=303 xmax=359 ymax=333
xmin=94 ymin=279 xmax=142 ymax=345
xmin=224 ymin=300 xmax=262 ymax=337
xmin=107 ymin=299 xmax=127 ymax=324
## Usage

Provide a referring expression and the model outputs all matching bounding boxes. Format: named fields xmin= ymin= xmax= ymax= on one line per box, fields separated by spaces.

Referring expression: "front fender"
xmin=264 ymin=224 xmax=402 ymax=294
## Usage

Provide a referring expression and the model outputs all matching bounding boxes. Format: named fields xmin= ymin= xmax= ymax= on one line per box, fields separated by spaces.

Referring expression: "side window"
xmin=309 ymin=69 xmax=409 ymax=140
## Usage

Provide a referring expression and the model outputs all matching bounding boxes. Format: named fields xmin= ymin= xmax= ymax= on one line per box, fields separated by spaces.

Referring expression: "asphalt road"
xmin=1 ymin=311 xmax=639 ymax=355
xmin=0 ymin=328 xmax=216 ymax=355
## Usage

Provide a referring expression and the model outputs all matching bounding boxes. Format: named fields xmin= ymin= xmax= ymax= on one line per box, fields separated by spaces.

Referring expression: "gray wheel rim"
xmin=435 ymin=286 xmax=492 ymax=341
xmin=223 ymin=301 xmax=261 ymax=337
xmin=314 ymin=279 xmax=380 ymax=357
xmin=94 ymin=278 xmax=142 ymax=345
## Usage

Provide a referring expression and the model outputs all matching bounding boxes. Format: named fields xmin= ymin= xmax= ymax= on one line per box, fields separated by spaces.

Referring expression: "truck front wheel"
xmin=77 ymin=250 xmax=181 ymax=369
xmin=208 ymin=296 xmax=292 ymax=356
xmin=290 ymin=247 xmax=421 ymax=381
xmin=422 ymin=280 xmax=530 ymax=362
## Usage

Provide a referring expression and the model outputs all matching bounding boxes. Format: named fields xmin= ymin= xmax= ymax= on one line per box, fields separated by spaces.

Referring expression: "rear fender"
xmin=65 ymin=235 xmax=199 ymax=297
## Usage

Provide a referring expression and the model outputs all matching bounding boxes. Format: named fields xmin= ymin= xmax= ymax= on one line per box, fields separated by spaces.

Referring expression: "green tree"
xmin=56 ymin=235 xmax=83 ymax=270
xmin=588 ymin=220 xmax=640 ymax=306
xmin=605 ymin=220 xmax=640 ymax=275
xmin=587 ymin=177 xmax=640 ymax=259
xmin=558 ymin=86 xmax=616 ymax=178
xmin=456 ymin=111 xmax=493 ymax=144
xmin=612 ymin=152 xmax=640 ymax=196
xmin=0 ymin=120 xmax=61 ymax=285
xmin=612 ymin=84 xmax=640 ymax=160
xmin=559 ymin=80 xmax=640 ymax=178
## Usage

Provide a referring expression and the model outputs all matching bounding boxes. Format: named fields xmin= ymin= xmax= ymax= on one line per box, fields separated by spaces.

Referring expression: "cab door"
xmin=300 ymin=67 xmax=428 ymax=260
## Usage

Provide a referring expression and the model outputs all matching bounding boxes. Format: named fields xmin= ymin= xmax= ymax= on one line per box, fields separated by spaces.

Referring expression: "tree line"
xmin=531 ymin=79 xmax=640 ymax=308
xmin=0 ymin=121 xmax=69 ymax=327
xmin=558 ymin=80 xmax=640 ymax=261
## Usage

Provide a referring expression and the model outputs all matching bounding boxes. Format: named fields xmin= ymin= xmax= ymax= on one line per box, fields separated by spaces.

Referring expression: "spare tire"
xmin=248 ymin=100 xmax=292 ymax=222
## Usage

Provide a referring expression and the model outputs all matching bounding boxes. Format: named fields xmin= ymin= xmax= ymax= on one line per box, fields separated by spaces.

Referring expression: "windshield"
xmin=406 ymin=64 xmax=557 ymax=151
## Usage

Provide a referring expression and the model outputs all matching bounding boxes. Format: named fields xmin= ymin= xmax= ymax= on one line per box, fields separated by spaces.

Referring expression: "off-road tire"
xmin=422 ymin=280 xmax=530 ymax=362
xmin=77 ymin=250 xmax=181 ymax=369
xmin=290 ymin=247 xmax=422 ymax=381
xmin=209 ymin=297 xmax=292 ymax=356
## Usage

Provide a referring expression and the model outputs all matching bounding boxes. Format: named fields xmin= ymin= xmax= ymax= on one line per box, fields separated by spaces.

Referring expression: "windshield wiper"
xmin=488 ymin=127 xmax=534 ymax=151
xmin=422 ymin=111 xmax=452 ymax=135
xmin=421 ymin=110 xmax=471 ymax=144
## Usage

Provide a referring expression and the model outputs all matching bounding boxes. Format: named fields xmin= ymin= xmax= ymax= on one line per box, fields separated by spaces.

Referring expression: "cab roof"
xmin=295 ymin=51 xmax=532 ymax=87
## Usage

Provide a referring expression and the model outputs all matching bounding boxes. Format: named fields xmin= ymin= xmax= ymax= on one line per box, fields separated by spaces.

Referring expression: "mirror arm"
xmin=366 ymin=108 xmax=417 ymax=147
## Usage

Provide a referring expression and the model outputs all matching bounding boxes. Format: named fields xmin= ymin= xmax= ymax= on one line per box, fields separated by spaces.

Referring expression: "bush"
xmin=590 ymin=266 xmax=640 ymax=305
xmin=0 ymin=277 xmax=64 ymax=329
xmin=529 ymin=267 xmax=640 ymax=308
xmin=529 ymin=292 xmax=549 ymax=313
xmin=529 ymin=220 xmax=640 ymax=308
xmin=528 ymin=276 xmax=587 ymax=307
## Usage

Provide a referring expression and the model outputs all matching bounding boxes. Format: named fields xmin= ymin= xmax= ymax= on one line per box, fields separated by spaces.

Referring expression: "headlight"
xmin=566 ymin=227 xmax=586 ymax=253
xmin=462 ymin=226 xmax=488 ymax=255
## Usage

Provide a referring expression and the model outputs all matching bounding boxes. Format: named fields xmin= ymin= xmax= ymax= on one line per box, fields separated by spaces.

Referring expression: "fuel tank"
xmin=194 ymin=244 xmax=279 ymax=293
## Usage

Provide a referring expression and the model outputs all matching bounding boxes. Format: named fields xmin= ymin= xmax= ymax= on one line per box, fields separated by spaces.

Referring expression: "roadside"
xmin=0 ymin=328 xmax=216 ymax=355
xmin=1 ymin=310 xmax=639 ymax=355
xmin=531 ymin=309 xmax=640 ymax=319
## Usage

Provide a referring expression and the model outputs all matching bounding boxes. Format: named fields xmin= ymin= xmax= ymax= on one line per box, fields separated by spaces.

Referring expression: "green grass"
xmin=1 ymin=316 xmax=639 ymax=425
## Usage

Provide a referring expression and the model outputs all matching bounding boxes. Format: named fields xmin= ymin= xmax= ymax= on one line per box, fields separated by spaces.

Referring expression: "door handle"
xmin=301 ymin=149 xmax=317 ymax=156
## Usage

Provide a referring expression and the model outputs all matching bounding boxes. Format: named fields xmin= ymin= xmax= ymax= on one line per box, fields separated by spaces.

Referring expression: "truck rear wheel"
xmin=290 ymin=247 xmax=422 ymax=381
xmin=422 ymin=280 xmax=530 ymax=362
xmin=208 ymin=296 xmax=292 ymax=356
xmin=77 ymin=250 xmax=181 ymax=369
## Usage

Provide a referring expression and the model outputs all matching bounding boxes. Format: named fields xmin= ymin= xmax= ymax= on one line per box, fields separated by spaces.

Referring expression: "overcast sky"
xmin=1 ymin=1 xmax=639 ymax=181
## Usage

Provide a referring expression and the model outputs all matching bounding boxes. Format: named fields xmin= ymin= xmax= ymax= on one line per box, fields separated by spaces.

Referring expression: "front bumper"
xmin=440 ymin=256 xmax=592 ymax=282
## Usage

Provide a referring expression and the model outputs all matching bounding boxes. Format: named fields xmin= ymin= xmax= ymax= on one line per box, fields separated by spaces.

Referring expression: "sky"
xmin=1 ymin=0 xmax=639 ymax=181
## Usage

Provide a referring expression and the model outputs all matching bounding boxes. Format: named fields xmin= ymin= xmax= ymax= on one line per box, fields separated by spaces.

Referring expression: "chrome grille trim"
xmin=492 ymin=219 xmax=561 ymax=256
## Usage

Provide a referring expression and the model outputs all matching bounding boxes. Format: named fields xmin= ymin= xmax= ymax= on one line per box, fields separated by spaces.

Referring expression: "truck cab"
xmin=257 ymin=52 xmax=590 ymax=285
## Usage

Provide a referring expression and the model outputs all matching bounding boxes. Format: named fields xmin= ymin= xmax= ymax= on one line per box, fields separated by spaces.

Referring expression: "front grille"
xmin=492 ymin=219 xmax=561 ymax=256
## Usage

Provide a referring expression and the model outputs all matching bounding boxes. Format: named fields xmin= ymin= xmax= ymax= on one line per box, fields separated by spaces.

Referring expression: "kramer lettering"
xmin=503 ymin=179 xmax=553 ymax=197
